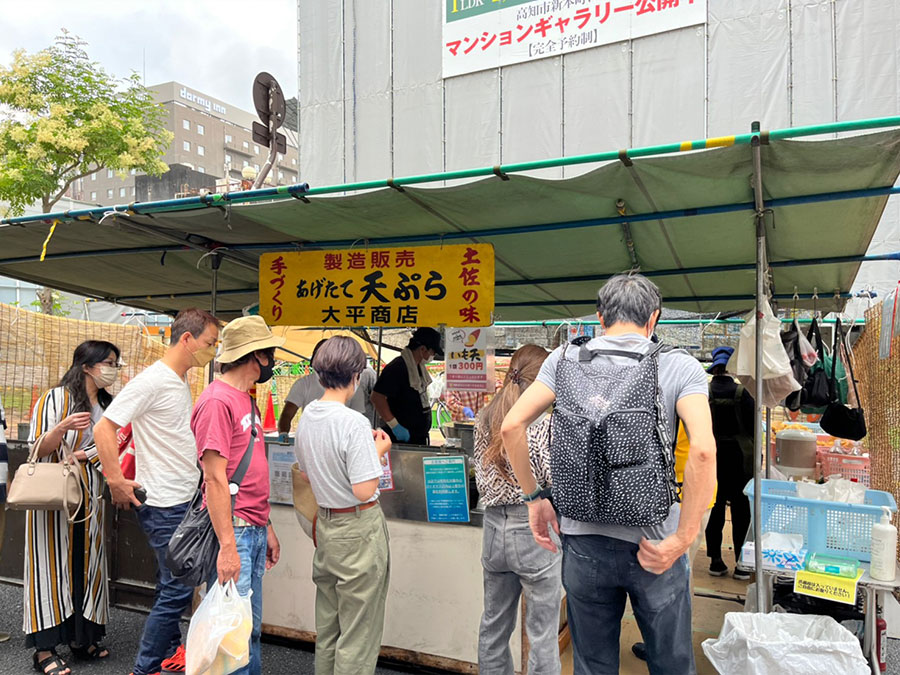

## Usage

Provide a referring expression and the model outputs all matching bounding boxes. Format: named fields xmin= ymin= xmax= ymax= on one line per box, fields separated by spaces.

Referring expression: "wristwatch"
xmin=522 ymin=487 xmax=543 ymax=503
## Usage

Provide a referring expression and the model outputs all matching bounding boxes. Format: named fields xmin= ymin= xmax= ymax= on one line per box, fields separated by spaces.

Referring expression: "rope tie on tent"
xmin=492 ymin=166 xmax=509 ymax=181
xmin=39 ymin=220 xmax=60 ymax=262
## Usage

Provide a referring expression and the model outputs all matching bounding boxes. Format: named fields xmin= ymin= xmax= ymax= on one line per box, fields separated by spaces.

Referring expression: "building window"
xmin=90 ymin=191 xmax=97 ymax=201
xmin=107 ymin=168 xmax=113 ymax=179
xmin=197 ymin=123 xmax=204 ymax=136
xmin=197 ymin=145 xmax=205 ymax=156
xmin=278 ymin=170 xmax=284 ymax=181
xmin=131 ymin=186 xmax=136 ymax=195
xmin=253 ymin=163 xmax=259 ymax=171
xmin=291 ymin=158 xmax=297 ymax=165
xmin=242 ymin=140 xmax=249 ymax=150
xmin=242 ymin=160 xmax=248 ymax=168
xmin=225 ymin=134 xmax=233 ymax=144
xmin=253 ymin=144 xmax=259 ymax=154
xmin=183 ymin=119 xmax=190 ymax=130
xmin=119 ymin=187 xmax=126 ymax=198
xmin=91 ymin=172 xmax=96 ymax=181
xmin=277 ymin=153 xmax=284 ymax=161
xmin=130 ymin=168 xmax=137 ymax=175
xmin=197 ymin=166 xmax=205 ymax=174
xmin=225 ymin=153 xmax=232 ymax=165
xmin=183 ymin=140 xmax=191 ymax=151
xmin=107 ymin=189 xmax=113 ymax=198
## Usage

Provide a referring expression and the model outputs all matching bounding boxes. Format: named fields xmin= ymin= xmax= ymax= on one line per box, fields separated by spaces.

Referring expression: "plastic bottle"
xmin=870 ymin=506 xmax=897 ymax=582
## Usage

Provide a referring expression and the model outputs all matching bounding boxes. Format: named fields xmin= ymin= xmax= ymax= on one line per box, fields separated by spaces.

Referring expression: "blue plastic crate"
xmin=744 ymin=479 xmax=897 ymax=562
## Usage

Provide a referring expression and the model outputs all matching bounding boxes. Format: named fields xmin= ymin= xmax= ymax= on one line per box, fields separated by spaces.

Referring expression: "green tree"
xmin=0 ymin=30 xmax=173 ymax=215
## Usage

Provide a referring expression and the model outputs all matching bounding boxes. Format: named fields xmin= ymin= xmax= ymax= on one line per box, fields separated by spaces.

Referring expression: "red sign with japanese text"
xmin=443 ymin=0 xmax=707 ymax=78
xmin=259 ymin=244 xmax=495 ymax=327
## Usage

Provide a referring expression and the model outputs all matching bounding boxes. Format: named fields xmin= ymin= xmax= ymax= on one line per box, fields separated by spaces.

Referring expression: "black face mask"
xmin=255 ymin=354 xmax=274 ymax=384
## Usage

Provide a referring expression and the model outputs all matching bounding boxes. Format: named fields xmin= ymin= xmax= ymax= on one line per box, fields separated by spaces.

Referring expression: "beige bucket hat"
xmin=217 ymin=315 xmax=286 ymax=364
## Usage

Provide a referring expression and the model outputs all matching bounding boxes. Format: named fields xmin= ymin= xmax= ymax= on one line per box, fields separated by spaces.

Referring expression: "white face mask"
xmin=91 ymin=364 xmax=118 ymax=388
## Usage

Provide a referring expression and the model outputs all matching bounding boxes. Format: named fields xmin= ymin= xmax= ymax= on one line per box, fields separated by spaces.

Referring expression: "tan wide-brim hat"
xmin=217 ymin=315 xmax=286 ymax=363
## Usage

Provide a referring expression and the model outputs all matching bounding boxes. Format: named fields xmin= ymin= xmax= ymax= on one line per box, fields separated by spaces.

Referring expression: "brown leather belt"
xmin=320 ymin=500 xmax=379 ymax=517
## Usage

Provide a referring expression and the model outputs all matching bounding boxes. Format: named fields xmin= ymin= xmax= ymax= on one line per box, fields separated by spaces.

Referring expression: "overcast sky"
xmin=1 ymin=0 xmax=297 ymax=113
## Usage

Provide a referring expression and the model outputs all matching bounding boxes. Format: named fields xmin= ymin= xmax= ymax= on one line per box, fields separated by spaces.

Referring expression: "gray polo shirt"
xmin=537 ymin=333 xmax=708 ymax=543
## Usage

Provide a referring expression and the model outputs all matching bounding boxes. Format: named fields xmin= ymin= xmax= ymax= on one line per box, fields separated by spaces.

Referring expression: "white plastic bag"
xmin=185 ymin=580 xmax=248 ymax=675
xmin=796 ymin=320 xmax=818 ymax=368
xmin=727 ymin=300 xmax=802 ymax=408
xmin=702 ymin=612 xmax=869 ymax=675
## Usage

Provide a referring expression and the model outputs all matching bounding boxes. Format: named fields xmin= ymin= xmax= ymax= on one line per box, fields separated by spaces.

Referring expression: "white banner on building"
xmin=443 ymin=0 xmax=707 ymax=78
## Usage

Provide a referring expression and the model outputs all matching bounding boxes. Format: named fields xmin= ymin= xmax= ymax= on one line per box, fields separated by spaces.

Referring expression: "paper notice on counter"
xmin=268 ymin=445 xmax=296 ymax=506
xmin=794 ymin=567 xmax=864 ymax=605
xmin=422 ymin=455 xmax=470 ymax=523
xmin=379 ymin=452 xmax=395 ymax=492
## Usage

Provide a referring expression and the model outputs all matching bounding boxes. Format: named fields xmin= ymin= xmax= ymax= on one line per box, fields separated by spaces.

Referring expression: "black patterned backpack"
xmin=550 ymin=340 xmax=680 ymax=526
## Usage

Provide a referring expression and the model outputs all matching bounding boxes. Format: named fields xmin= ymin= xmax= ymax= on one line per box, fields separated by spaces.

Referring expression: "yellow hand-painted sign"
xmin=259 ymin=244 xmax=495 ymax=327
xmin=793 ymin=567 xmax=864 ymax=605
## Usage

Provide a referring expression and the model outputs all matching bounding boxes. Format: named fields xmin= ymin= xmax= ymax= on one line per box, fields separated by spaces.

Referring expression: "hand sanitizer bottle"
xmin=870 ymin=507 xmax=897 ymax=582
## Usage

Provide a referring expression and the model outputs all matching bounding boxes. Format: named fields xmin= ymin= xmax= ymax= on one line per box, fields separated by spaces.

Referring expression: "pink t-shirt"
xmin=192 ymin=380 xmax=270 ymax=526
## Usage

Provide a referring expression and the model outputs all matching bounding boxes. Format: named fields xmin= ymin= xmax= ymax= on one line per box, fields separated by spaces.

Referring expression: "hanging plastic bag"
xmin=727 ymin=300 xmax=801 ymax=408
xmin=702 ymin=613 xmax=869 ymax=675
xmin=185 ymin=580 xmax=247 ymax=675
xmin=797 ymin=324 xmax=818 ymax=368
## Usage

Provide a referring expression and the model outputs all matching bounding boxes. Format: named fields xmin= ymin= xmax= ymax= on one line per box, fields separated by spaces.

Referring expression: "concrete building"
xmin=71 ymin=81 xmax=300 ymax=206
xmin=295 ymin=0 xmax=900 ymax=309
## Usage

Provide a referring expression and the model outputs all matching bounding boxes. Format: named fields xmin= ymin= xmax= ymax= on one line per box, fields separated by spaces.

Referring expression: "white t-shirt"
xmin=294 ymin=400 xmax=383 ymax=509
xmin=285 ymin=367 xmax=377 ymax=423
xmin=103 ymin=360 xmax=200 ymax=507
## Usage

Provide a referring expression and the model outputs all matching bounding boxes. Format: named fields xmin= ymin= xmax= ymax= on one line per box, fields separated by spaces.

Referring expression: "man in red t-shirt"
xmin=191 ymin=315 xmax=285 ymax=675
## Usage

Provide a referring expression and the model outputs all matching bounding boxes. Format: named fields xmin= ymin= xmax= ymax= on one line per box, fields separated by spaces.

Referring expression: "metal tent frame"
xmin=4 ymin=116 xmax=900 ymax=614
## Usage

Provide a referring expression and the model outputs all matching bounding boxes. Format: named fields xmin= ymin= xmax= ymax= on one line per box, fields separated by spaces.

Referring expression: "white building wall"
xmin=296 ymin=0 xmax=900 ymax=302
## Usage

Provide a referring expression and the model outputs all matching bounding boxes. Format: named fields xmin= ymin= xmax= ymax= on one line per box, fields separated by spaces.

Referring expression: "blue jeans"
xmin=211 ymin=525 xmax=267 ymax=675
xmin=562 ymin=534 xmax=695 ymax=675
xmin=133 ymin=502 xmax=194 ymax=675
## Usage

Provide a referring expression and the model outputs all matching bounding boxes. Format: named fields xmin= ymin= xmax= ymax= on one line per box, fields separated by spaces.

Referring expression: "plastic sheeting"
xmin=295 ymin=1 xmax=900 ymax=305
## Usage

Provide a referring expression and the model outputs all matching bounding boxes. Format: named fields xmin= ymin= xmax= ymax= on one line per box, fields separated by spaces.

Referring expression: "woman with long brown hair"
xmin=475 ymin=344 xmax=561 ymax=675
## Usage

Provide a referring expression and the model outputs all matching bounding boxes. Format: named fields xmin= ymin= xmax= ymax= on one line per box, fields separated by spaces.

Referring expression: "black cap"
xmin=410 ymin=327 xmax=444 ymax=359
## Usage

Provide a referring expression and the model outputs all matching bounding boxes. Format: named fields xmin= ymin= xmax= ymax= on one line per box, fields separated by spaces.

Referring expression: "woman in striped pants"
xmin=25 ymin=340 xmax=120 ymax=675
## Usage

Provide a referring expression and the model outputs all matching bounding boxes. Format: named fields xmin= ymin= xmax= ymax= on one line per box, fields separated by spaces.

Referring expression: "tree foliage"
xmin=0 ymin=31 xmax=173 ymax=214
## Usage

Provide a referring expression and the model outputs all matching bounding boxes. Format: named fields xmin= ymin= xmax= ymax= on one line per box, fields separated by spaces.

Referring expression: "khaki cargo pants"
xmin=313 ymin=503 xmax=390 ymax=675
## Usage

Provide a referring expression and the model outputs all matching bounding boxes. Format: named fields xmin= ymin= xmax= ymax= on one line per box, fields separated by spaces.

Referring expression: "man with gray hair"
xmin=502 ymin=273 xmax=716 ymax=674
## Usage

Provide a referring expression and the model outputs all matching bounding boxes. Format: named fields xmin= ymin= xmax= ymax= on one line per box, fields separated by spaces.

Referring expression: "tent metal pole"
xmin=765 ymin=408 xmax=772 ymax=479
xmin=209 ymin=253 xmax=221 ymax=384
xmin=751 ymin=124 xmax=766 ymax=612
xmin=374 ymin=327 xmax=384 ymax=427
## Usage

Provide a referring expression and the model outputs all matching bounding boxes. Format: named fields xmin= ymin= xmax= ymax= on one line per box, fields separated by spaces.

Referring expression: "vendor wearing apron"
xmin=370 ymin=327 xmax=443 ymax=445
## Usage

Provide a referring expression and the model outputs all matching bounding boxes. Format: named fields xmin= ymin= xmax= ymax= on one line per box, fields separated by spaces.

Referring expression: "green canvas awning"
xmin=2 ymin=124 xmax=899 ymax=322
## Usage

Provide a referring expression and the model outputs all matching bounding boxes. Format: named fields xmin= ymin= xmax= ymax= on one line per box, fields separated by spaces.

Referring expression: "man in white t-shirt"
xmin=94 ymin=308 xmax=219 ymax=675
xmin=277 ymin=339 xmax=378 ymax=439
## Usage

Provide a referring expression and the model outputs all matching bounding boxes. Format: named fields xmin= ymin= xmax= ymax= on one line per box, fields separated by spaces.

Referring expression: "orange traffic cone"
xmin=263 ymin=391 xmax=277 ymax=432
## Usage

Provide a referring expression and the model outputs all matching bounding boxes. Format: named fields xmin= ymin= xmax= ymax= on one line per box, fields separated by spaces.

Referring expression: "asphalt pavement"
xmin=0 ymin=582 xmax=429 ymax=675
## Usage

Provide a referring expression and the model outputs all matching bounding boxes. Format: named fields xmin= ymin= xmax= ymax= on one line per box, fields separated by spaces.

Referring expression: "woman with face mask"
xmin=24 ymin=340 xmax=121 ymax=675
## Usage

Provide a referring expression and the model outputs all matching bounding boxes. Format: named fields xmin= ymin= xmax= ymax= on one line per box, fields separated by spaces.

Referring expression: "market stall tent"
xmin=2 ymin=119 xmax=899 ymax=322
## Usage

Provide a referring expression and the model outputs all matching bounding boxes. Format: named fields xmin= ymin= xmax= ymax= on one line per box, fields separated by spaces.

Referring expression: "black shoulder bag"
xmin=820 ymin=319 xmax=866 ymax=441
xmin=166 ymin=394 xmax=259 ymax=587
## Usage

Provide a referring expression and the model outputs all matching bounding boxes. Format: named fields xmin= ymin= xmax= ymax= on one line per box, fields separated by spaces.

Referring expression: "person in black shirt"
xmin=371 ymin=327 xmax=443 ymax=446
xmin=704 ymin=346 xmax=755 ymax=580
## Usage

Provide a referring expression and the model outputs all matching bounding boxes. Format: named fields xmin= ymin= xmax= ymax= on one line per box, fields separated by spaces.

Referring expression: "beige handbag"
xmin=7 ymin=433 xmax=87 ymax=521
xmin=291 ymin=462 xmax=319 ymax=543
